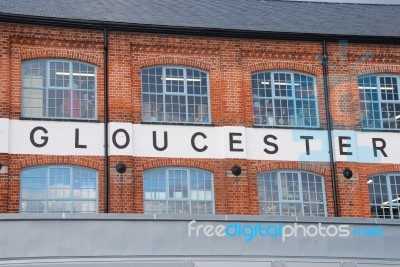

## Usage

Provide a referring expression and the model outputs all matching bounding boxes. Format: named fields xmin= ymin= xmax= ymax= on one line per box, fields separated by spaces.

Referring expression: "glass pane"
xmin=47 ymin=200 xmax=72 ymax=213
xmin=50 ymin=61 xmax=70 ymax=88
xmin=274 ymin=73 xmax=292 ymax=97
xmin=70 ymin=63 xmax=96 ymax=119
xmin=21 ymin=200 xmax=46 ymax=213
xmin=20 ymin=166 xmax=97 ymax=213
xmin=73 ymin=168 xmax=97 ymax=200
xmin=168 ymin=170 xmax=188 ymax=199
xmin=191 ymin=201 xmax=212 ymax=214
xmin=165 ymin=68 xmax=184 ymax=93
xmin=144 ymin=168 xmax=213 ymax=214
xmin=141 ymin=67 xmax=209 ymax=123
xmin=367 ymin=174 xmax=400 ymax=219
xmin=49 ymin=168 xmax=70 ymax=199
xmin=280 ymin=172 xmax=300 ymax=201
xmin=22 ymin=88 xmax=46 ymax=118
xmin=281 ymin=203 xmax=302 ymax=216
xmin=144 ymin=200 xmax=167 ymax=214
xmin=20 ymin=167 xmax=47 ymax=212
xmin=294 ymin=74 xmax=315 ymax=99
xmin=144 ymin=169 xmax=166 ymax=200
xmin=74 ymin=201 xmax=97 ymax=213
xmin=253 ymin=72 xmax=317 ymax=127
xmin=22 ymin=61 xmax=47 ymax=118
xmin=167 ymin=201 xmax=190 ymax=214
xmin=359 ymin=76 xmax=381 ymax=129
xmin=22 ymin=61 xmax=46 ymax=88
xmin=165 ymin=95 xmax=186 ymax=122
xmin=258 ymin=171 xmax=326 ymax=216
xmin=380 ymin=76 xmax=398 ymax=101
xmin=22 ymin=60 xmax=96 ymax=119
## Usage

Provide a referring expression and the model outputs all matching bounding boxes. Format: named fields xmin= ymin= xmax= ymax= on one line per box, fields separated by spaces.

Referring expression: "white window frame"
xmin=359 ymin=74 xmax=400 ymax=130
xmin=368 ymin=173 xmax=400 ymax=219
xmin=258 ymin=170 xmax=327 ymax=216
xmin=21 ymin=59 xmax=97 ymax=120
xmin=20 ymin=165 xmax=98 ymax=213
xmin=141 ymin=66 xmax=211 ymax=124
xmin=252 ymin=71 xmax=319 ymax=127
xmin=143 ymin=167 xmax=214 ymax=214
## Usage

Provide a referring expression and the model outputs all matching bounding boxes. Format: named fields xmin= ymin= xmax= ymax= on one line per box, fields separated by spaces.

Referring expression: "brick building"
xmin=0 ymin=0 xmax=400 ymax=266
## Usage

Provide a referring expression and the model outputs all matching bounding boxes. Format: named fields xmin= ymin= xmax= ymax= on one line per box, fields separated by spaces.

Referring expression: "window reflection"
xmin=252 ymin=71 xmax=318 ymax=127
xmin=369 ymin=173 xmax=400 ymax=219
xmin=20 ymin=166 xmax=97 ymax=213
xmin=359 ymin=75 xmax=400 ymax=130
xmin=258 ymin=171 xmax=326 ymax=216
xmin=144 ymin=168 xmax=214 ymax=214
xmin=142 ymin=66 xmax=210 ymax=124
xmin=22 ymin=60 xmax=96 ymax=120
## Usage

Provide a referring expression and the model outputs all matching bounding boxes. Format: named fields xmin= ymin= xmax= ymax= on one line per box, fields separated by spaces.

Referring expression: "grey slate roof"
xmin=0 ymin=0 xmax=400 ymax=38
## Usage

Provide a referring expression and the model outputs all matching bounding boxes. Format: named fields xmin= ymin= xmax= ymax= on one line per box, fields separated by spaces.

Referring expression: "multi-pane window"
xmin=258 ymin=170 xmax=326 ymax=216
xmin=20 ymin=166 xmax=97 ymax=213
xmin=368 ymin=173 xmax=400 ymax=219
xmin=22 ymin=60 xmax=96 ymax=119
xmin=359 ymin=75 xmax=400 ymax=130
xmin=141 ymin=66 xmax=210 ymax=123
xmin=252 ymin=71 xmax=318 ymax=127
xmin=144 ymin=168 xmax=214 ymax=214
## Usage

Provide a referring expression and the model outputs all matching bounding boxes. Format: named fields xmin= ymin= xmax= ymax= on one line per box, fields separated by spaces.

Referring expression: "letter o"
xmin=326 ymin=225 xmax=338 ymax=237
xmin=112 ymin=128 xmax=130 ymax=149
xmin=306 ymin=225 xmax=319 ymax=237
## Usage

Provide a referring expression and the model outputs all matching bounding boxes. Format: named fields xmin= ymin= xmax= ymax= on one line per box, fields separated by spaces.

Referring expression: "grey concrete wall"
xmin=0 ymin=214 xmax=398 ymax=267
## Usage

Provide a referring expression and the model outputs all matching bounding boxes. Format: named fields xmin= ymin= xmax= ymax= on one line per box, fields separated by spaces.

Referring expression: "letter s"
xmin=338 ymin=225 xmax=350 ymax=237
xmin=264 ymin=134 xmax=278 ymax=154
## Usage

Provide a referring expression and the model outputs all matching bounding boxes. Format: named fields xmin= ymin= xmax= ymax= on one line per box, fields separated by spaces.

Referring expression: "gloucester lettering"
xmin=372 ymin=138 xmax=387 ymax=157
xmin=338 ymin=136 xmax=352 ymax=156
xmin=30 ymin=126 xmax=48 ymax=148
xmin=153 ymin=131 xmax=168 ymax=151
xmin=229 ymin=133 xmax=244 ymax=152
xmin=112 ymin=128 xmax=130 ymax=149
xmin=23 ymin=125 xmax=394 ymax=163
xmin=300 ymin=136 xmax=313 ymax=155
xmin=264 ymin=134 xmax=278 ymax=154
xmin=191 ymin=132 xmax=208 ymax=152
xmin=75 ymin=128 xmax=87 ymax=149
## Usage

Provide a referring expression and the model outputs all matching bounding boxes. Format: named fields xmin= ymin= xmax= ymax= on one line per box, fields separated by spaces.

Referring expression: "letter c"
xmin=191 ymin=132 xmax=208 ymax=152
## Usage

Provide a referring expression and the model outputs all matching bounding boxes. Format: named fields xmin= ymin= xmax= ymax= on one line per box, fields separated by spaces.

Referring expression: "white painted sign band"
xmin=0 ymin=119 xmax=396 ymax=163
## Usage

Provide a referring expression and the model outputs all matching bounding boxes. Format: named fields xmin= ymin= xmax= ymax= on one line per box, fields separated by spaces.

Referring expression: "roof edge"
xmin=1 ymin=12 xmax=400 ymax=44
xmin=269 ymin=0 xmax=400 ymax=6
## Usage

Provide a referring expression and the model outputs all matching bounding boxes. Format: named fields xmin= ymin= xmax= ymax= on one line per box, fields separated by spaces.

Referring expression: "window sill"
xmin=253 ymin=125 xmax=324 ymax=130
xmin=141 ymin=121 xmax=214 ymax=127
xmin=20 ymin=117 xmax=100 ymax=123
xmin=360 ymin=128 xmax=400 ymax=133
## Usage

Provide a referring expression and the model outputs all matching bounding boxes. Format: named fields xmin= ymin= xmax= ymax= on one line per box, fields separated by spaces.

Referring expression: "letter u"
xmin=152 ymin=131 xmax=168 ymax=151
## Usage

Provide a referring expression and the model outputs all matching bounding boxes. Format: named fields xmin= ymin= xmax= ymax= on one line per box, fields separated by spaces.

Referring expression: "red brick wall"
xmin=0 ymin=23 xmax=399 ymax=217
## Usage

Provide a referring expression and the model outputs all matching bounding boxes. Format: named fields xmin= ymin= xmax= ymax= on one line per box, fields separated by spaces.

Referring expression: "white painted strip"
xmin=132 ymin=124 xmax=225 ymax=159
xmin=8 ymin=120 xmax=103 ymax=156
xmin=0 ymin=119 xmax=398 ymax=164
xmin=246 ymin=128 xmax=329 ymax=162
